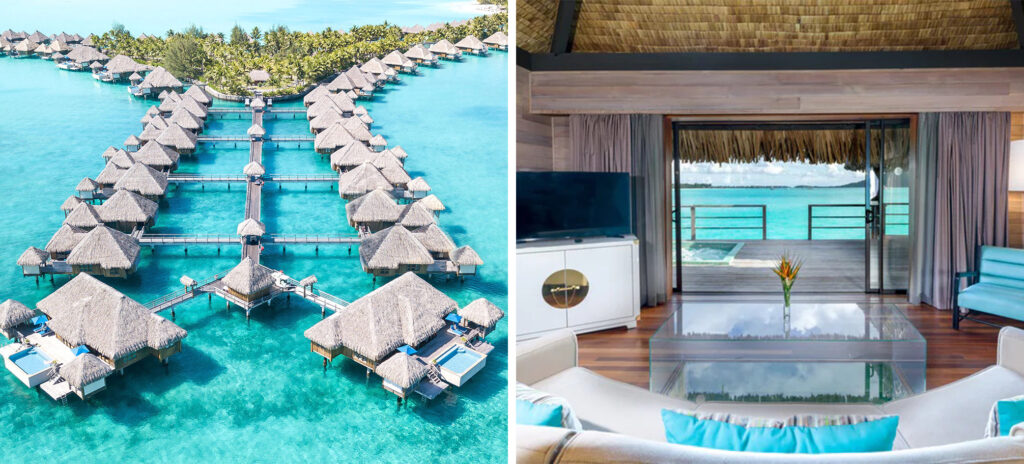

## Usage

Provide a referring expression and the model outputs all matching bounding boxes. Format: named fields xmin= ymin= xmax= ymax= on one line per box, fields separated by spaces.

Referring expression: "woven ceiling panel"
xmin=518 ymin=0 xmax=560 ymax=53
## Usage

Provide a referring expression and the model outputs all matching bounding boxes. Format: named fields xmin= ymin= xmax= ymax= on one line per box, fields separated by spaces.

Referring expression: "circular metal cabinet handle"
xmin=541 ymin=269 xmax=589 ymax=309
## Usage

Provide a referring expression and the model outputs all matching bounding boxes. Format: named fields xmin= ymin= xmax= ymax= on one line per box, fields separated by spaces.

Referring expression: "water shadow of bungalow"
xmin=112 ymin=162 xmax=169 ymax=201
xmin=133 ymin=66 xmax=184 ymax=98
xmin=483 ymin=32 xmax=508 ymax=51
xmin=359 ymin=225 xmax=434 ymax=277
xmin=133 ymin=141 xmax=180 ymax=171
xmin=97 ymin=189 xmax=159 ymax=233
xmin=65 ymin=225 xmax=141 ymax=278
xmin=382 ymin=50 xmax=417 ymax=74
xmin=429 ymin=40 xmax=462 ymax=60
xmin=455 ymin=35 xmax=488 ymax=55
xmin=337 ymin=162 xmax=393 ymax=200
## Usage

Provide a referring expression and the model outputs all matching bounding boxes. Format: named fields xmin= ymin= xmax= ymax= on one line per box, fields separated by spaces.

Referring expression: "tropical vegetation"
xmin=92 ymin=14 xmax=507 ymax=96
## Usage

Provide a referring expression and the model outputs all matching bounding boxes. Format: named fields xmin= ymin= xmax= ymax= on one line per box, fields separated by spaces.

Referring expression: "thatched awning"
xmin=676 ymin=126 xmax=910 ymax=167
xmin=66 ymin=226 xmax=141 ymax=270
xmin=0 ymin=299 xmax=35 ymax=329
xmin=458 ymin=298 xmax=504 ymax=328
xmin=359 ymin=225 xmax=435 ymax=270
xmin=450 ymin=245 xmax=484 ymax=266
xmin=58 ymin=353 xmax=112 ymax=388
xmin=375 ymin=352 xmax=429 ymax=390
xmin=222 ymin=257 xmax=275 ymax=296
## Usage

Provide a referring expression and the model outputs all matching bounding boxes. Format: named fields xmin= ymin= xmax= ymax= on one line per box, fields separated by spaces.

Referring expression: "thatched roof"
xmin=58 ymin=353 xmax=112 ymax=389
xmin=455 ymin=35 xmax=486 ymax=51
xmin=45 ymin=224 xmax=87 ymax=254
xmin=346 ymin=190 xmax=400 ymax=224
xmin=359 ymin=225 xmax=435 ymax=270
xmin=375 ymin=352 xmax=429 ymax=390
xmin=303 ymin=272 xmax=456 ymax=361
xmin=17 ymin=246 xmax=48 ymax=267
xmin=483 ymin=31 xmax=508 ymax=47
xmin=155 ymin=123 xmax=198 ymax=151
xmin=66 ymin=225 xmax=141 ymax=270
xmin=314 ymin=122 xmax=356 ymax=152
xmin=406 ymin=177 xmax=431 ymax=192
xmin=303 ymin=85 xmax=330 ymax=106
xmin=338 ymin=163 xmax=393 ymax=197
xmin=108 ymin=150 xmax=136 ymax=169
xmin=518 ymin=0 xmax=1019 ymax=54
xmin=331 ymin=141 xmax=376 ymax=171
xmin=243 ymin=161 xmax=265 ymax=176
xmin=129 ymin=72 xmax=142 ymax=81
xmin=65 ymin=45 xmax=107 ymax=63
xmin=90 ymin=61 xmax=105 ymax=70
xmin=676 ymin=126 xmax=910 ymax=166
xmin=133 ymin=141 xmax=180 ymax=168
xmin=412 ymin=224 xmax=455 ymax=253
xmin=398 ymin=203 xmax=436 ymax=228
xmin=222 ymin=257 xmax=275 ymax=296
xmin=236 ymin=218 xmax=266 ymax=236
xmin=76 ymin=177 xmax=99 ymax=192
xmin=64 ymin=203 xmax=103 ymax=228
xmin=372 ymin=151 xmax=408 ymax=183
xmin=382 ymin=50 xmax=415 ymax=69
xmin=247 ymin=124 xmax=266 ymax=137
xmin=101 ymin=146 xmax=119 ymax=160
xmin=14 ymin=39 xmax=39 ymax=53
xmin=309 ymin=110 xmax=346 ymax=133
xmin=170 ymin=107 xmax=203 ymax=131
xmin=183 ymin=85 xmax=211 ymax=105
xmin=389 ymin=146 xmax=409 ymax=160
xmin=146 ymin=105 xmax=161 ymax=116
xmin=113 ymin=162 xmax=169 ymax=196
xmin=299 ymin=275 xmax=318 ymax=287
xmin=429 ymin=39 xmax=460 ymax=55
xmin=98 ymin=189 xmax=158 ymax=223
xmin=105 ymin=54 xmax=145 ymax=74
xmin=176 ymin=96 xmax=208 ymax=119
xmin=369 ymin=135 xmax=387 ymax=148
xmin=139 ymin=122 xmax=165 ymax=142
xmin=249 ymin=69 xmax=270 ymax=82
xmin=450 ymin=245 xmax=484 ymax=266
xmin=326 ymin=73 xmax=355 ymax=93
xmin=360 ymin=58 xmax=389 ymax=76
xmin=62 ymin=195 xmax=84 ymax=212
xmin=342 ymin=118 xmax=372 ymax=142
xmin=459 ymin=298 xmax=504 ymax=328
xmin=38 ymin=273 xmax=185 ymax=360
xmin=344 ymin=66 xmax=374 ymax=91
xmin=329 ymin=93 xmax=357 ymax=112
xmin=307 ymin=98 xmax=344 ymax=120
xmin=417 ymin=194 xmax=445 ymax=212
xmin=140 ymin=66 xmax=183 ymax=89
xmin=96 ymin=163 xmax=127 ymax=185
xmin=124 ymin=134 xmax=142 ymax=147
xmin=0 ymin=299 xmax=35 ymax=329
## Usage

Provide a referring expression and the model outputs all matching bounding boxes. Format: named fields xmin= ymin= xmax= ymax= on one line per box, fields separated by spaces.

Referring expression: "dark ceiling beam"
xmin=550 ymin=0 xmax=578 ymax=54
xmin=516 ymin=47 xmax=533 ymax=69
xmin=525 ymin=49 xmax=1024 ymax=71
xmin=1011 ymin=0 xmax=1024 ymax=48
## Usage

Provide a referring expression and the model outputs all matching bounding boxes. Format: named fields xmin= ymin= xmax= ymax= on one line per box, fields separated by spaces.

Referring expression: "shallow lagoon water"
xmin=0 ymin=53 xmax=508 ymax=462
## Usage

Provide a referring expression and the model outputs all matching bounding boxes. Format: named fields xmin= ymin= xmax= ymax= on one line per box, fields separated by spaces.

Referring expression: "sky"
xmin=3 ymin=0 xmax=487 ymax=36
xmin=678 ymin=161 xmax=868 ymax=187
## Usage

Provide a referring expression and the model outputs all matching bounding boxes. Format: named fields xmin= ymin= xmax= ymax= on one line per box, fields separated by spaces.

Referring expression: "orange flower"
xmin=772 ymin=253 xmax=802 ymax=284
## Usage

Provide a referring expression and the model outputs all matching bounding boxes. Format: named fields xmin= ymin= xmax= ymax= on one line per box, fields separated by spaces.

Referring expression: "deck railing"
xmin=807 ymin=202 xmax=909 ymax=239
xmin=144 ymin=275 xmax=221 ymax=310
xmin=677 ymin=204 xmax=767 ymax=241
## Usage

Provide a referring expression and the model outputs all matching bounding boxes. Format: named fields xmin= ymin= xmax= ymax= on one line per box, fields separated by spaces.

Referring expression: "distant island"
xmin=679 ymin=179 xmax=866 ymax=189
xmin=92 ymin=13 xmax=506 ymax=96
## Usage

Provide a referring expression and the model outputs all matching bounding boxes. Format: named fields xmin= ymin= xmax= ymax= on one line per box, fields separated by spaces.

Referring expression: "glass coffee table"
xmin=649 ymin=302 xmax=926 ymax=404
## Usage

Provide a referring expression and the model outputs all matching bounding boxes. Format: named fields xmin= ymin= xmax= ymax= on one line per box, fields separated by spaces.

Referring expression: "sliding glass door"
xmin=865 ymin=120 xmax=912 ymax=293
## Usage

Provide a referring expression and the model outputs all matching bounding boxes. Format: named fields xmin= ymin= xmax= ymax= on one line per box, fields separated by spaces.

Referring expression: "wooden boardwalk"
xmin=167 ymin=174 xmax=336 ymax=184
xmin=244 ymin=111 xmax=264 ymax=263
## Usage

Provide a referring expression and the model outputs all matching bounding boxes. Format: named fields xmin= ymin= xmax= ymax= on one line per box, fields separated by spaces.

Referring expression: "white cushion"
xmin=881 ymin=366 xmax=1024 ymax=448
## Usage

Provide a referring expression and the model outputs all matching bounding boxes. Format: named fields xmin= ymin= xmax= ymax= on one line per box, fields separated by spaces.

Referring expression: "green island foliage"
xmin=93 ymin=13 xmax=507 ymax=96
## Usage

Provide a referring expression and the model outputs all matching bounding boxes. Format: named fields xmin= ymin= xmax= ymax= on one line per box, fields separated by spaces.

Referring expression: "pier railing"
xmin=808 ymin=203 xmax=909 ymax=239
xmin=140 ymin=234 xmax=239 ymax=244
xmin=144 ymin=275 xmax=221 ymax=312
xmin=677 ymin=204 xmax=767 ymax=241
xmin=265 ymin=234 xmax=360 ymax=244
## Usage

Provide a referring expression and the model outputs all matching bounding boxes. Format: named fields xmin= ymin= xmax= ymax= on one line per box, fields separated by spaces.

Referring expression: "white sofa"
xmin=517 ymin=327 xmax=1024 ymax=463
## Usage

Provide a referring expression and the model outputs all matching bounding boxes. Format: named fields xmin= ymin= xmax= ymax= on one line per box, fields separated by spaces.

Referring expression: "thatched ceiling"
xmin=676 ymin=126 xmax=910 ymax=167
xmin=518 ymin=0 xmax=1018 ymax=54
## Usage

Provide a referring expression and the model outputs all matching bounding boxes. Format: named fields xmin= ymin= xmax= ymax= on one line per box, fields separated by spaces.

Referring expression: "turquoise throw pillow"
xmin=997 ymin=398 xmax=1024 ymax=436
xmin=661 ymin=409 xmax=899 ymax=454
xmin=517 ymin=399 xmax=563 ymax=428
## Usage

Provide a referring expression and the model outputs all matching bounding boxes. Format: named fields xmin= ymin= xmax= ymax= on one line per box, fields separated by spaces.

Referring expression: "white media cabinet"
xmin=516 ymin=236 xmax=640 ymax=340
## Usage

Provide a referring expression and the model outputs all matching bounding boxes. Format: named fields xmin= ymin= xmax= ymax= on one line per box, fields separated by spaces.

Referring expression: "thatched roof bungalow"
xmin=450 ymin=245 xmax=483 ymax=276
xmin=346 ymin=190 xmax=400 ymax=233
xmin=398 ymin=202 xmax=436 ymax=229
xmin=155 ymin=123 xmax=198 ymax=154
xmin=64 ymin=203 xmax=103 ymax=229
xmin=37 ymin=273 xmax=186 ymax=370
xmin=138 ymin=66 xmax=184 ymax=96
xmin=108 ymin=149 xmax=136 ymax=169
xmin=314 ymin=122 xmax=356 ymax=154
xmin=429 ymin=39 xmax=462 ymax=60
xmin=389 ymin=145 xmax=409 ymax=160
xmin=309 ymin=110 xmax=346 ymax=134
xmin=455 ymin=35 xmax=488 ymax=55
xmin=0 ymin=299 xmax=36 ymax=339
xmin=369 ymin=134 xmax=387 ymax=151
xmin=124 ymin=134 xmax=142 ymax=151
xmin=103 ymin=54 xmax=146 ymax=81
xmin=304 ymin=272 xmax=456 ymax=369
xmin=344 ymin=66 xmax=377 ymax=96
xmin=133 ymin=141 xmax=180 ymax=171
xmin=343 ymin=117 xmax=372 ymax=143
xmin=360 ymin=58 xmax=391 ymax=80
xmin=65 ymin=225 xmax=141 ymax=278
xmin=331 ymin=141 xmax=376 ymax=172
xmin=371 ymin=151 xmax=408 ymax=186
xmin=58 ymin=353 xmax=113 ymax=399
xmin=412 ymin=223 xmax=455 ymax=259
xmin=326 ymin=73 xmax=356 ymax=94
xmin=65 ymin=45 xmax=107 ymax=64
xmin=406 ymin=177 xmax=431 ymax=198
xmin=45 ymin=224 xmax=87 ymax=260
xmin=375 ymin=352 xmax=429 ymax=398
xmin=62 ymin=195 xmax=84 ymax=214
xmin=221 ymin=257 xmax=276 ymax=303
xmin=249 ymin=69 xmax=270 ymax=84
xmin=76 ymin=177 xmax=100 ymax=199
xmin=247 ymin=124 xmax=266 ymax=141
xmin=382 ymin=50 xmax=417 ymax=73
xmin=12 ymin=38 xmax=40 ymax=57
xmin=303 ymin=85 xmax=330 ymax=107
xmin=243 ymin=161 xmax=265 ymax=178
xmin=170 ymin=106 xmax=204 ymax=133
xmin=17 ymin=247 xmax=49 ymax=277
xmin=404 ymin=44 xmax=438 ymax=66
xmin=95 ymin=163 xmax=127 ymax=189
xmin=417 ymin=194 xmax=445 ymax=213
xmin=359 ymin=225 xmax=435 ymax=277
xmin=183 ymin=85 xmax=211 ymax=106
xmin=236 ymin=218 xmax=266 ymax=239
xmin=458 ymin=298 xmax=504 ymax=334
xmin=483 ymin=31 xmax=508 ymax=50
xmin=112 ymin=162 xmax=169 ymax=200
xmin=337 ymin=162 xmax=393 ymax=200
xmin=98 ymin=189 xmax=158 ymax=232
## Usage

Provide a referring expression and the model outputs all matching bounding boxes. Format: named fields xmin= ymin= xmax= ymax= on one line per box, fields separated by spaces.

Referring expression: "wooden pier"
xmin=168 ymin=174 xmax=336 ymax=184
xmin=244 ymin=111 xmax=264 ymax=263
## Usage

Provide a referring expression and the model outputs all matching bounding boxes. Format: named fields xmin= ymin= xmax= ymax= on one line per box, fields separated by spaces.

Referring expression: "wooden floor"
xmin=577 ymin=293 xmax=1023 ymax=391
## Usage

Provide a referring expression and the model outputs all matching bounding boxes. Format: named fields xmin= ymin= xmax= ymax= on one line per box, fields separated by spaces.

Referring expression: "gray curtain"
xmin=911 ymin=112 xmax=1010 ymax=309
xmin=909 ymin=114 xmax=938 ymax=305
xmin=569 ymin=114 xmax=631 ymax=172
xmin=630 ymin=114 xmax=668 ymax=307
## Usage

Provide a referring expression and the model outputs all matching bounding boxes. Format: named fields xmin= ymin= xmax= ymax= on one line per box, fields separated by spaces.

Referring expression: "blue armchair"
xmin=953 ymin=246 xmax=1024 ymax=329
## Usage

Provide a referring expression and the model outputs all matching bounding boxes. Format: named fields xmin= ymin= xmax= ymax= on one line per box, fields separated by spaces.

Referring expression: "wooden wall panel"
xmin=516 ymin=66 xmax=554 ymax=170
xmin=551 ymin=116 xmax=571 ymax=170
xmin=1011 ymin=192 xmax=1024 ymax=249
xmin=1012 ymin=113 xmax=1024 ymax=141
xmin=530 ymin=68 xmax=1024 ymax=115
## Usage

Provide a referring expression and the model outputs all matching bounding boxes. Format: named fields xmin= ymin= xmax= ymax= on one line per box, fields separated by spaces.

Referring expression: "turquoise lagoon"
xmin=0 ymin=52 xmax=508 ymax=462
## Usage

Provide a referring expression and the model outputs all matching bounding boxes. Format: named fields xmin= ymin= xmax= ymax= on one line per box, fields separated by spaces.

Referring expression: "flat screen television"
xmin=517 ymin=171 xmax=632 ymax=241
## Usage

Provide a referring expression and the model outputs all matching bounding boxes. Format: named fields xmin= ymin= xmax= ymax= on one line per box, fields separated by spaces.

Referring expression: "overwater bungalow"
xmin=133 ymin=141 xmax=180 ymax=171
xmin=412 ymin=223 xmax=455 ymax=259
xmin=58 ymin=354 xmax=114 ymax=400
xmin=250 ymin=96 xmax=266 ymax=112
xmin=369 ymin=134 xmax=387 ymax=152
xmin=346 ymin=190 xmax=401 ymax=233
xmin=455 ymin=35 xmax=488 ymax=55
xmin=398 ymin=202 xmax=436 ymax=229
xmin=170 ymin=106 xmax=204 ymax=133
xmin=107 ymin=149 xmax=136 ymax=169
xmin=337 ymin=162 xmax=392 ymax=199
xmin=88 ymin=61 xmax=104 ymax=74
xmin=243 ymin=161 xmax=265 ymax=180
xmin=61 ymin=195 xmax=84 ymax=215
xmin=53 ymin=32 xmax=75 ymax=44
xmin=112 ymin=162 xmax=169 ymax=200
xmin=98 ymin=54 xmax=147 ymax=82
xmin=0 ymin=299 xmax=35 ymax=339
xmin=236 ymin=218 xmax=265 ymax=243
xmin=248 ymin=69 xmax=270 ymax=85
xmin=417 ymin=194 xmax=445 ymax=214
xmin=313 ymin=122 xmax=356 ymax=154
xmin=124 ymin=135 xmax=142 ymax=151
xmin=64 ymin=45 xmax=108 ymax=68
xmin=247 ymin=124 xmax=266 ymax=141
xmin=128 ymin=72 xmax=143 ymax=86
xmin=221 ymin=257 xmax=275 ymax=303
xmin=303 ymin=85 xmax=330 ymax=107
xmin=12 ymin=39 xmax=39 ymax=58
xmin=374 ymin=152 xmax=411 ymax=187
xmin=330 ymin=141 xmax=376 ymax=172
xmin=309 ymin=109 xmax=347 ymax=133
xmin=359 ymin=225 xmax=434 ymax=276
xmin=182 ymin=85 xmax=211 ymax=106
xmin=80 ymin=35 xmax=93 ymax=46
xmin=389 ymin=145 xmax=409 ymax=161
xmin=64 ymin=203 xmax=103 ymax=229
xmin=155 ymin=123 xmax=198 ymax=154
xmin=65 ymin=225 xmax=141 ymax=277
xmin=76 ymin=177 xmax=100 ymax=200
xmin=361 ymin=58 xmax=395 ymax=82
xmin=458 ymin=299 xmax=504 ymax=335
xmin=406 ymin=177 xmax=431 ymax=199
xmin=428 ymin=40 xmax=462 ymax=60
xmin=50 ymin=51 xmax=66 ymax=64
xmin=16 ymin=248 xmax=49 ymax=278
xmin=343 ymin=66 xmax=376 ymax=97
xmin=306 ymin=98 xmax=348 ymax=122
xmin=326 ymin=73 xmax=356 ymax=95
xmin=45 ymin=224 xmax=86 ymax=260
xmin=98 ymin=189 xmax=158 ymax=232
xmin=134 ymin=66 xmax=184 ymax=97
xmin=27 ymin=31 xmax=48 ymax=43
xmin=449 ymin=245 xmax=483 ymax=276
xmin=95 ymin=163 xmax=127 ymax=189
xmin=375 ymin=352 xmax=429 ymax=399
xmin=32 ymin=273 xmax=186 ymax=377
xmin=0 ymin=38 xmax=14 ymax=55
xmin=382 ymin=50 xmax=417 ymax=73
xmin=34 ymin=43 xmax=54 ymax=59
xmin=482 ymin=31 xmax=508 ymax=51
